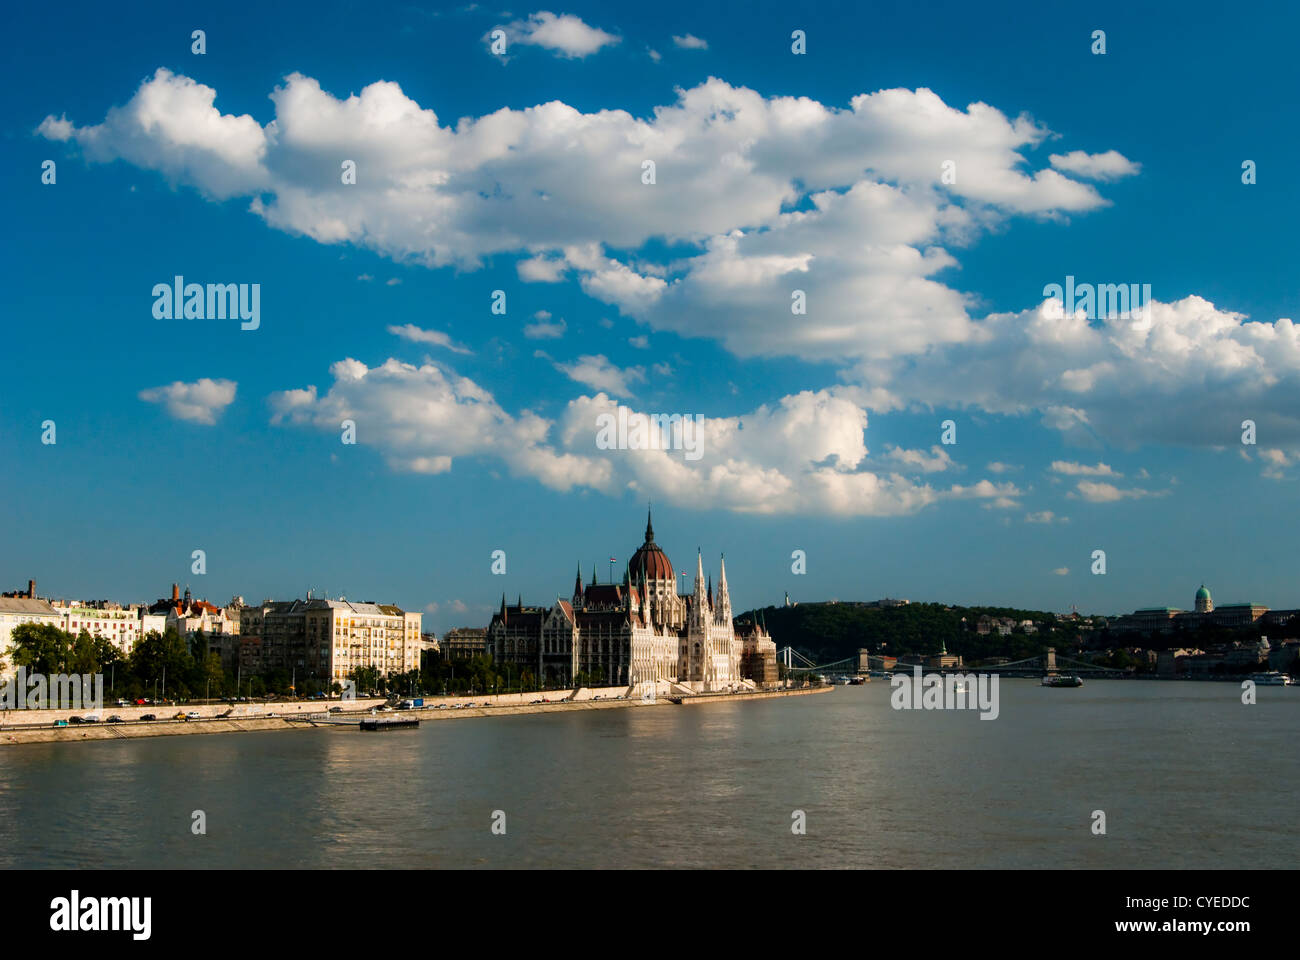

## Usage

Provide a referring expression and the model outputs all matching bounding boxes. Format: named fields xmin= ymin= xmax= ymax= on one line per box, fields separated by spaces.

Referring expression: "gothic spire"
xmin=645 ymin=503 xmax=655 ymax=543
xmin=716 ymin=554 xmax=732 ymax=624
xmin=692 ymin=548 xmax=708 ymax=626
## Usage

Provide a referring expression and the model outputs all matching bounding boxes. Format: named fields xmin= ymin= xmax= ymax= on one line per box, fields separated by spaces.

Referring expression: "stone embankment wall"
xmin=0 ymin=685 xmax=830 ymax=745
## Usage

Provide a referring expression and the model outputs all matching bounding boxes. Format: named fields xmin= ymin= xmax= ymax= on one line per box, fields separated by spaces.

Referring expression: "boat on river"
xmin=359 ymin=717 xmax=420 ymax=731
xmin=1041 ymin=674 xmax=1083 ymax=688
xmin=1248 ymin=671 xmax=1291 ymax=686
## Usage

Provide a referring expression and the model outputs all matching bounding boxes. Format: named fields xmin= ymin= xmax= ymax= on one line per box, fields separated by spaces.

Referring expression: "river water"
xmin=0 ymin=681 xmax=1295 ymax=869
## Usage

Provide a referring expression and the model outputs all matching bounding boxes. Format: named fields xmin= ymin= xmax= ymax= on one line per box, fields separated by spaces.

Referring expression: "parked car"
xmin=81 ymin=714 xmax=101 ymax=723
xmin=135 ymin=698 xmax=150 ymax=705
xmin=184 ymin=712 xmax=202 ymax=721
xmin=140 ymin=714 xmax=157 ymax=721
xmin=328 ymin=706 xmax=342 ymax=713
xmin=173 ymin=711 xmax=188 ymax=721
xmin=53 ymin=719 xmax=68 ymax=727
xmin=106 ymin=715 xmax=123 ymax=723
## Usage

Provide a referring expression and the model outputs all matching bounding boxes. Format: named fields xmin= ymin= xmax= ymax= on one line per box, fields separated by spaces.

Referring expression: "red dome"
xmin=630 ymin=509 xmax=674 ymax=580
xmin=631 ymin=541 xmax=674 ymax=580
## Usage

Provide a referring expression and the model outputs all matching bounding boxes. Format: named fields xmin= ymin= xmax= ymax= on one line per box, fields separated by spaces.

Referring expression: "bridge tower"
xmin=1045 ymin=647 xmax=1057 ymax=672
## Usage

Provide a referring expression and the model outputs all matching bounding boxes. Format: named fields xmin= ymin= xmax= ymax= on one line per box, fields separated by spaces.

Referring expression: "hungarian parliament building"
xmin=487 ymin=511 xmax=778 ymax=693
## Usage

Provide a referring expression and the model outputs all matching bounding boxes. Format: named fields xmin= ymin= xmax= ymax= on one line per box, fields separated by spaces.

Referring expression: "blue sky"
xmin=3 ymin=0 xmax=1299 ymax=631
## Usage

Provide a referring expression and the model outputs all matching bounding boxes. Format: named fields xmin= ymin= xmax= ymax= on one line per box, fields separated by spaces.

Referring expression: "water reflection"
xmin=0 ymin=683 xmax=1295 ymax=869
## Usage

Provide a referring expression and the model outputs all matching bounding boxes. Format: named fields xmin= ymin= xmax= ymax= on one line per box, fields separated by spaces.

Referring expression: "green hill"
xmin=737 ymin=601 xmax=1088 ymax=664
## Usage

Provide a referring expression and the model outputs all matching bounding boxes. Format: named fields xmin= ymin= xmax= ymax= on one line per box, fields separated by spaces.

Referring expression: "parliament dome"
xmin=630 ymin=509 xmax=675 ymax=581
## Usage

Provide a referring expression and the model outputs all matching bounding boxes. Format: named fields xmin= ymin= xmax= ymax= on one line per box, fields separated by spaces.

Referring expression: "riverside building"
xmin=0 ymin=581 xmax=63 ymax=678
xmin=237 ymin=597 xmax=421 ymax=684
xmin=487 ymin=510 xmax=766 ymax=694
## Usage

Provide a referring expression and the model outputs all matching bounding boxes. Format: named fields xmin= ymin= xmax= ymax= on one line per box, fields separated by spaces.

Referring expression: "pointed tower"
xmin=692 ymin=549 xmax=711 ymax=685
xmin=716 ymin=554 xmax=733 ymax=625
xmin=692 ymin=549 xmax=709 ymax=627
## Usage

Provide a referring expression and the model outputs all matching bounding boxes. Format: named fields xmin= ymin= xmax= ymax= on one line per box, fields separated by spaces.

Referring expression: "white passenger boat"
xmin=1248 ymin=672 xmax=1289 ymax=686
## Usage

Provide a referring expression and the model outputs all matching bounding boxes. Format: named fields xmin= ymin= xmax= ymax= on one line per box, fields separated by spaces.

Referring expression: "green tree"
xmin=10 ymin=623 xmax=74 ymax=674
xmin=130 ymin=628 xmax=194 ymax=699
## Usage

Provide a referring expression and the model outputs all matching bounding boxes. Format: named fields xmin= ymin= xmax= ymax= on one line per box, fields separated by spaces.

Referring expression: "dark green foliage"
xmin=739 ymin=601 xmax=1085 ymax=664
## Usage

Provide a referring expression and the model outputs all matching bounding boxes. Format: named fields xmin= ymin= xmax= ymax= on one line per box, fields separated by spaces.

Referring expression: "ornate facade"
xmin=487 ymin=511 xmax=753 ymax=694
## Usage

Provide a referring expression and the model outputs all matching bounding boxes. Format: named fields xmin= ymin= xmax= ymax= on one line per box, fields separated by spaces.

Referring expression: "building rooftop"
xmin=0 ymin=598 xmax=58 ymax=615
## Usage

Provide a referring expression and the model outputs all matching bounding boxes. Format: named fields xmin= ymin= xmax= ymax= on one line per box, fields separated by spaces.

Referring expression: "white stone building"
xmin=54 ymin=602 xmax=144 ymax=654
xmin=0 ymin=596 xmax=63 ymax=676
xmin=488 ymin=511 xmax=750 ymax=693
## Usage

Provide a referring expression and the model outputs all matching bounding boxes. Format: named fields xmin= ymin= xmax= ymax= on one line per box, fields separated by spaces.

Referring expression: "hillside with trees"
xmin=738 ymin=601 xmax=1094 ymax=664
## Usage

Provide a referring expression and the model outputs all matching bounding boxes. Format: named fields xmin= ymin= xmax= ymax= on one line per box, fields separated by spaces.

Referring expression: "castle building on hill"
xmin=1110 ymin=583 xmax=1270 ymax=634
xmin=487 ymin=510 xmax=769 ymax=693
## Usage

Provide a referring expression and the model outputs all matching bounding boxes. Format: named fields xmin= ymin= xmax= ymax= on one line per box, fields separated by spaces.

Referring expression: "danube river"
xmin=1 ymin=681 xmax=1295 ymax=869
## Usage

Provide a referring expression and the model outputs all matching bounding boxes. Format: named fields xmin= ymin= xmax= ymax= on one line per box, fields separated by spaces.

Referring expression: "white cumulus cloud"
xmin=1049 ymin=149 xmax=1141 ymax=181
xmin=139 ymin=378 xmax=237 ymax=424
xmin=491 ymin=12 xmax=619 ymax=58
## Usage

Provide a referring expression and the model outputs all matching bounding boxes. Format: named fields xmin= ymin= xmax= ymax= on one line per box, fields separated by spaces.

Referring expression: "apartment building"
xmin=0 ymin=593 xmax=63 ymax=676
xmin=55 ymin=601 xmax=144 ymax=654
xmin=238 ymin=598 xmax=422 ymax=683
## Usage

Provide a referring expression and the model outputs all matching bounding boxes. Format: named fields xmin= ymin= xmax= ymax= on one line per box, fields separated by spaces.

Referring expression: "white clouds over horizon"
xmin=269 ymin=357 xmax=609 ymax=490
xmin=41 ymin=66 xmax=1300 ymax=460
xmin=268 ymin=357 xmax=1020 ymax=517
xmin=867 ymin=296 xmax=1300 ymax=449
